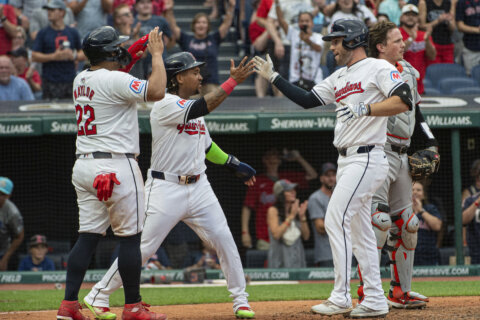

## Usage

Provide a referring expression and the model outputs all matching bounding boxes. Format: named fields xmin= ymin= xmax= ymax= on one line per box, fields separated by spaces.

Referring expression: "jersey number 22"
xmin=75 ymin=104 xmax=97 ymax=136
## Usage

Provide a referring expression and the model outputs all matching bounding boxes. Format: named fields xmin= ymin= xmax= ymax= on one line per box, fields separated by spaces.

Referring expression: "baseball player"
xmin=254 ymin=19 xmax=414 ymax=318
xmin=83 ymin=52 xmax=257 ymax=320
xmin=56 ymin=26 xmax=167 ymax=320
xmin=355 ymin=20 xmax=440 ymax=309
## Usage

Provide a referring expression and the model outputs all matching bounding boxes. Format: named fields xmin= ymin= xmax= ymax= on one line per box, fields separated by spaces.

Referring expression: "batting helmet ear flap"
xmin=323 ymin=19 xmax=369 ymax=50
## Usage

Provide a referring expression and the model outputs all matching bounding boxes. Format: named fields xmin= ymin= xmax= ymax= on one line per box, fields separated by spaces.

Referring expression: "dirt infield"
xmin=0 ymin=296 xmax=479 ymax=319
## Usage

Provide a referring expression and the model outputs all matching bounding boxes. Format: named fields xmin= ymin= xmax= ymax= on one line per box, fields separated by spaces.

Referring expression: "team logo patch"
xmin=129 ymin=80 xmax=145 ymax=94
xmin=176 ymin=99 xmax=187 ymax=108
xmin=390 ymin=70 xmax=402 ymax=82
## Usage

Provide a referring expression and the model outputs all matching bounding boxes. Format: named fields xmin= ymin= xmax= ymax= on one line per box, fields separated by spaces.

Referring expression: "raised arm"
xmin=68 ymin=0 xmax=88 ymax=15
xmin=219 ymin=0 xmax=236 ymax=39
xmin=274 ymin=0 xmax=288 ymax=34
xmin=163 ymin=0 xmax=181 ymax=41
xmin=146 ymin=28 xmax=167 ymax=102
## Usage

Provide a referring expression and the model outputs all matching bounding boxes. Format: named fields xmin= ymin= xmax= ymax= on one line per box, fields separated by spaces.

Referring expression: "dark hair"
xmin=274 ymin=193 xmax=287 ymax=222
xmin=167 ymin=77 xmax=179 ymax=94
xmin=335 ymin=0 xmax=361 ymax=17
xmin=368 ymin=20 xmax=398 ymax=58
xmin=191 ymin=13 xmax=211 ymax=34
xmin=298 ymin=11 xmax=314 ymax=20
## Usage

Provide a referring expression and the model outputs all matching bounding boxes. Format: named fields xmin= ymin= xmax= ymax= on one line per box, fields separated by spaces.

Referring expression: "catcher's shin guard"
xmin=371 ymin=203 xmax=391 ymax=263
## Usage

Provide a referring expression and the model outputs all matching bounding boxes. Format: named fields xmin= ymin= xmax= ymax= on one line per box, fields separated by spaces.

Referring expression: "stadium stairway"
xmin=167 ymin=0 xmax=255 ymax=96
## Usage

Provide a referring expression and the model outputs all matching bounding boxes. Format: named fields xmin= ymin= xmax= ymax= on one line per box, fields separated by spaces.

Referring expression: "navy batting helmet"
xmin=323 ymin=19 xmax=368 ymax=50
xmin=164 ymin=52 xmax=205 ymax=83
xmin=83 ymin=26 xmax=132 ymax=66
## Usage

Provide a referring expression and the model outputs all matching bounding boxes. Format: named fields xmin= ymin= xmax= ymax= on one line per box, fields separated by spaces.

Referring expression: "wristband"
xmin=366 ymin=104 xmax=371 ymax=116
xmin=417 ymin=210 xmax=425 ymax=215
xmin=475 ymin=201 xmax=479 ymax=208
xmin=270 ymin=71 xmax=280 ymax=83
xmin=242 ymin=231 xmax=248 ymax=234
xmin=220 ymin=77 xmax=238 ymax=95
xmin=284 ymin=220 xmax=290 ymax=226
xmin=1 ymin=16 xmax=7 ymax=23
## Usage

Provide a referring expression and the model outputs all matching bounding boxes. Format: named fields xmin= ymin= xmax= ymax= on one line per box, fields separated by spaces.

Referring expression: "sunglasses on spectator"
xmin=119 ymin=12 xmax=132 ymax=17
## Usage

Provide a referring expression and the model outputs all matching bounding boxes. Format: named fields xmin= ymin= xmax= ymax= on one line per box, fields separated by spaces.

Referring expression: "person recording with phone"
xmin=274 ymin=2 xmax=324 ymax=91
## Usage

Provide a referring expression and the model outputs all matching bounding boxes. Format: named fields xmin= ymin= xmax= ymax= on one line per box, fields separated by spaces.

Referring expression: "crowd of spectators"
xmin=0 ymin=0 xmax=478 ymax=101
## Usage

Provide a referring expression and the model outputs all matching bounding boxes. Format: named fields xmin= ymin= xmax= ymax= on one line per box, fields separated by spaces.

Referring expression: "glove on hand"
xmin=225 ymin=155 xmax=256 ymax=182
xmin=408 ymin=147 xmax=440 ymax=181
xmin=93 ymin=173 xmax=121 ymax=201
xmin=253 ymin=54 xmax=279 ymax=82
xmin=119 ymin=34 xmax=149 ymax=73
xmin=336 ymin=102 xmax=371 ymax=125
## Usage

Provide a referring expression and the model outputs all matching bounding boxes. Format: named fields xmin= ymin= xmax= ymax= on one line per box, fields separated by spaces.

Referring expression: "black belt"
xmin=151 ymin=170 xmax=200 ymax=185
xmin=75 ymin=152 xmax=136 ymax=159
xmin=337 ymin=145 xmax=375 ymax=157
xmin=390 ymin=144 xmax=408 ymax=154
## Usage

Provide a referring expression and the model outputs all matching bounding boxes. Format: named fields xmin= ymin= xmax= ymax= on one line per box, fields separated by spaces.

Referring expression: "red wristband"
xmin=220 ymin=77 xmax=238 ymax=95
xmin=475 ymin=201 xmax=479 ymax=207
xmin=242 ymin=231 xmax=248 ymax=234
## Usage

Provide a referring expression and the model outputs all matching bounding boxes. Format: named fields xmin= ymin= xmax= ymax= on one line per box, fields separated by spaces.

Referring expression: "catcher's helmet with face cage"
xmin=83 ymin=26 xmax=132 ymax=66
xmin=323 ymin=19 xmax=369 ymax=50
xmin=164 ymin=52 xmax=206 ymax=84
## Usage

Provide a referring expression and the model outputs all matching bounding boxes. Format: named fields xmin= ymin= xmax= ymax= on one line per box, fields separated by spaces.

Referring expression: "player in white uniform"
xmin=355 ymin=20 xmax=439 ymax=309
xmin=84 ymin=52 xmax=257 ymax=320
xmin=56 ymin=26 xmax=167 ymax=320
xmin=254 ymin=19 xmax=414 ymax=318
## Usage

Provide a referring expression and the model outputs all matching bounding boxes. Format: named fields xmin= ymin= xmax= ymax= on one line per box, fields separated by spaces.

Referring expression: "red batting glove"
xmin=93 ymin=173 xmax=121 ymax=201
xmin=119 ymin=34 xmax=149 ymax=73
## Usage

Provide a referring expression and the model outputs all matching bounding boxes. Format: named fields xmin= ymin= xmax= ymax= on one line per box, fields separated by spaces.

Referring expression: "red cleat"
xmin=122 ymin=302 xmax=167 ymax=320
xmin=57 ymin=300 xmax=91 ymax=320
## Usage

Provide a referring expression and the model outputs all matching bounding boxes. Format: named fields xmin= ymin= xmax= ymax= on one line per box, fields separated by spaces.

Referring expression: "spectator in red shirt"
xmin=399 ymin=4 xmax=436 ymax=94
xmin=241 ymin=147 xmax=317 ymax=251
xmin=114 ymin=0 xmax=165 ymax=15
xmin=0 ymin=4 xmax=18 ymax=55
xmin=9 ymin=47 xmax=42 ymax=94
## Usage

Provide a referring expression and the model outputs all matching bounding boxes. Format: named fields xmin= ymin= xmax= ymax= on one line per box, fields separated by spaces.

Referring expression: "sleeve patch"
xmin=176 ymin=99 xmax=194 ymax=109
xmin=390 ymin=70 xmax=402 ymax=82
xmin=129 ymin=80 xmax=145 ymax=94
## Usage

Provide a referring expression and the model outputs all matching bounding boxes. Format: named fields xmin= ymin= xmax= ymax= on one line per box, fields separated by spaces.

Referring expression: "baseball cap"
xmin=0 ymin=177 xmax=13 ymax=195
xmin=43 ymin=0 xmax=67 ymax=10
xmin=273 ymin=179 xmax=298 ymax=198
xmin=321 ymin=162 xmax=337 ymax=175
xmin=29 ymin=234 xmax=48 ymax=247
xmin=401 ymin=4 xmax=419 ymax=15
xmin=8 ymin=47 xmax=28 ymax=58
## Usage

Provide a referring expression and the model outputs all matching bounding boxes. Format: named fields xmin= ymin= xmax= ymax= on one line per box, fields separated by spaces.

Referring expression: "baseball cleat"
xmin=83 ymin=298 xmax=117 ymax=319
xmin=122 ymin=301 xmax=167 ymax=320
xmin=311 ymin=300 xmax=353 ymax=316
xmin=387 ymin=295 xmax=427 ymax=309
xmin=348 ymin=304 xmax=388 ymax=318
xmin=235 ymin=306 xmax=255 ymax=319
xmin=57 ymin=300 xmax=91 ymax=320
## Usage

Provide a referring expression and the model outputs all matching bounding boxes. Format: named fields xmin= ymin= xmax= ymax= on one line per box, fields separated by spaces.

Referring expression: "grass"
xmin=0 ymin=280 xmax=479 ymax=312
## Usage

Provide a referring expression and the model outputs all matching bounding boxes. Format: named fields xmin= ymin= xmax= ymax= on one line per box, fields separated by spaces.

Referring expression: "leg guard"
xmin=385 ymin=207 xmax=428 ymax=309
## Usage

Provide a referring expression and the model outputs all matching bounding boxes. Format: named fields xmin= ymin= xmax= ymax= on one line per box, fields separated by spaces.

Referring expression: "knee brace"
xmin=371 ymin=203 xmax=392 ymax=250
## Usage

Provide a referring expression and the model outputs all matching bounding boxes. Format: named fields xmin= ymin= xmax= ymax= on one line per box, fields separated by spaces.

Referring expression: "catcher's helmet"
xmin=323 ymin=19 xmax=368 ymax=50
xmin=83 ymin=26 xmax=131 ymax=66
xmin=164 ymin=52 xmax=205 ymax=83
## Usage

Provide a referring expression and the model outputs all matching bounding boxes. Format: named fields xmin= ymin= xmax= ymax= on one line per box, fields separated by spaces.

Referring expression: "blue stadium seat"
xmin=423 ymin=77 xmax=433 ymax=88
xmin=424 ymin=87 xmax=442 ymax=96
xmin=426 ymin=63 xmax=467 ymax=87
xmin=438 ymin=77 xmax=478 ymax=94
xmin=245 ymin=249 xmax=267 ymax=268
xmin=451 ymin=87 xmax=480 ymax=95
xmin=320 ymin=65 xmax=329 ymax=79
xmin=439 ymin=247 xmax=456 ymax=265
xmin=471 ymin=64 xmax=480 ymax=84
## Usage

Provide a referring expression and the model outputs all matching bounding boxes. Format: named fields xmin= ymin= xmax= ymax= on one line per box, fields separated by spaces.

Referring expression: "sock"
xmin=118 ymin=233 xmax=142 ymax=304
xmin=64 ymin=233 xmax=101 ymax=301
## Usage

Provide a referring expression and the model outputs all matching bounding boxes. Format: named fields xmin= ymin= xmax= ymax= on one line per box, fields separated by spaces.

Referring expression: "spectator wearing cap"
xmin=399 ymin=4 xmax=436 ymax=94
xmin=18 ymin=235 xmax=56 ymax=271
xmin=0 ymin=3 xmax=18 ymax=55
xmin=29 ymin=1 xmax=75 ymax=41
xmin=267 ymin=179 xmax=310 ymax=268
xmin=31 ymin=0 xmax=84 ymax=100
xmin=308 ymin=162 xmax=336 ymax=267
xmin=0 ymin=177 xmax=24 ymax=271
xmin=9 ymin=47 xmax=42 ymax=94
xmin=455 ymin=0 xmax=480 ymax=75
xmin=241 ymin=147 xmax=317 ymax=251
xmin=0 ymin=55 xmax=34 ymax=100
xmin=67 ymin=0 xmax=113 ymax=39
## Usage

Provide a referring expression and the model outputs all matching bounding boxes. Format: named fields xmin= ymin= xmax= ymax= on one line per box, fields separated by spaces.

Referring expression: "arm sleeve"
xmin=411 ymin=104 xmax=438 ymax=148
xmin=272 ymin=75 xmax=325 ymax=108
xmin=186 ymin=97 xmax=209 ymax=121
xmin=205 ymin=141 xmax=229 ymax=164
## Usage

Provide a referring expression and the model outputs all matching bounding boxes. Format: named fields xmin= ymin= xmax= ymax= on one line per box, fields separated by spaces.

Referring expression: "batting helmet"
xmin=164 ymin=52 xmax=205 ymax=83
xmin=83 ymin=26 xmax=132 ymax=66
xmin=323 ymin=19 xmax=368 ymax=50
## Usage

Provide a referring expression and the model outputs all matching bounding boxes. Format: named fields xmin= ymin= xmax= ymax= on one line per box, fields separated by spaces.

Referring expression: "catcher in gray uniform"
xmin=356 ymin=21 xmax=440 ymax=310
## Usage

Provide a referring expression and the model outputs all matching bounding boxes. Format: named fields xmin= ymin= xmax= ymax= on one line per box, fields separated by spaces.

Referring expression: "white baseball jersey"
xmin=287 ymin=26 xmax=324 ymax=83
xmin=150 ymin=93 xmax=212 ymax=175
xmin=312 ymin=58 xmax=405 ymax=148
xmin=73 ymin=69 xmax=147 ymax=155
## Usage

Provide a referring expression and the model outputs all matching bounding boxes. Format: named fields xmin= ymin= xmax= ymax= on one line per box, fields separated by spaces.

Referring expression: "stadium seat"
xmin=423 ymin=77 xmax=433 ymax=88
xmin=320 ymin=65 xmax=330 ymax=79
xmin=451 ymin=87 xmax=480 ymax=95
xmin=438 ymin=77 xmax=478 ymax=94
xmin=471 ymin=64 xmax=480 ymax=84
xmin=439 ymin=247 xmax=456 ymax=265
xmin=305 ymin=248 xmax=315 ymax=267
xmin=245 ymin=249 xmax=267 ymax=268
xmin=47 ymin=240 xmax=71 ymax=254
xmin=426 ymin=63 xmax=467 ymax=87
xmin=424 ymin=87 xmax=442 ymax=96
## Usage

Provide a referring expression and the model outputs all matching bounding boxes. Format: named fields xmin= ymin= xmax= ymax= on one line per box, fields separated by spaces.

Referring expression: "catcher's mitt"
xmin=408 ymin=147 xmax=440 ymax=180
